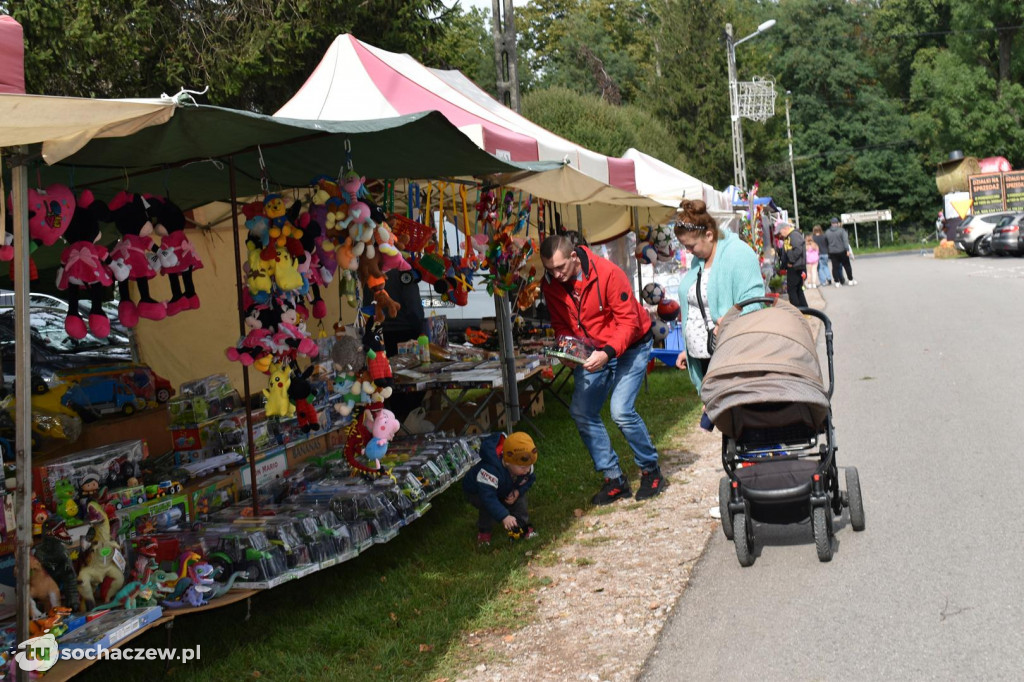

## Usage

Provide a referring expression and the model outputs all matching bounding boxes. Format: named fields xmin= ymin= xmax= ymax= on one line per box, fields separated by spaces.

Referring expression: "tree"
xmin=522 ymin=85 xmax=686 ymax=167
xmin=9 ymin=0 xmax=460 ymax=112
xmin=516 ymin=0 xmax=657 ymax=103
xmin=645 ymin=0 xmax=732 ymax=188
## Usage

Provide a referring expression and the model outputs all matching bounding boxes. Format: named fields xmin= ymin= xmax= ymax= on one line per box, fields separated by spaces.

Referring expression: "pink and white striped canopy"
xmin=275 ymin=34 xmax=637 ymax=192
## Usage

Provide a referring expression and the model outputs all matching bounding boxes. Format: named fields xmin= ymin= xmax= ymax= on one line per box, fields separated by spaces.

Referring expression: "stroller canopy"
xmin=700 ymin=299 xmax=829 ymax=439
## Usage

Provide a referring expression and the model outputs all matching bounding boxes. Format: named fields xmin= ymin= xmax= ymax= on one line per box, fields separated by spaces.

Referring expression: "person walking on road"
xmin=539 ymin=234 xmax=665 ymax=504
xmin=811 ymin=224 xmax=832 ymax=286
xmin=825 ymin=217 xmax=857 ymax=286
xmin=777 ymin=220 xmax=808 ymax=307
xmin=805 ymin=234 xmax=820 ymax=289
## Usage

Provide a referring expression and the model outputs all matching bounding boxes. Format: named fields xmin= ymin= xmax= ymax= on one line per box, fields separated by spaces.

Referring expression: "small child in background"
xmin=805 ymin=235 xmax=820 ymax=289
xmin=462 ymin=432 xmax=538 ymax=546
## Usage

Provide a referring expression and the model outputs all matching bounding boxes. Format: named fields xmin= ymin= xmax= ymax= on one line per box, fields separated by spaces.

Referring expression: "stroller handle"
xmin=733 ymin=297 xmax=835 ymax=400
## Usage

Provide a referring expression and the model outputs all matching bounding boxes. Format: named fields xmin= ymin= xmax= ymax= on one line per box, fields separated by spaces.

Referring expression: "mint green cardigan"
xmin=676 ymin=231 xmax=765 ymax=392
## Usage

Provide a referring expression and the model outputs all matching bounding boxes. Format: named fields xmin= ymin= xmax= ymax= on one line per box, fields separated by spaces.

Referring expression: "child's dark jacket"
xmin=462 ymin=433 xmax=535 ymax=521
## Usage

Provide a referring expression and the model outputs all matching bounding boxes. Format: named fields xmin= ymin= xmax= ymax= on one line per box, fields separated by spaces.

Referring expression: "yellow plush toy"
xmin=247 ymin=245 xmax=274 ymax=297
xmin=273 ymin=246 xmax=305 ymax=292
xmin=263 ymin=363 xmax=295 ymax=418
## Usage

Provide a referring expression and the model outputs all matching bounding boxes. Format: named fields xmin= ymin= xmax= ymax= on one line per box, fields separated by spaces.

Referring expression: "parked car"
xmin=991 ymin=213 xmax=1024 ymax=256
xmin=955 ymin=212 xmax=1019 ymax=256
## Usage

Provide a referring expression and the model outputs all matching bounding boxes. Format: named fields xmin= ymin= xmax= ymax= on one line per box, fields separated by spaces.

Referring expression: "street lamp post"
xmin=726 ymin=19 xmax=776 ymax=192
xmin=785 ymin=91 xmax=800 ymax=229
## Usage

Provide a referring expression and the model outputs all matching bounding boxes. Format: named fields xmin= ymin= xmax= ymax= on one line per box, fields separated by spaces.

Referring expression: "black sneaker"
xmin=592 ymin=476 xmax=632 ymax=505
xmin=635 ymin=468 xmax=668 ymax=500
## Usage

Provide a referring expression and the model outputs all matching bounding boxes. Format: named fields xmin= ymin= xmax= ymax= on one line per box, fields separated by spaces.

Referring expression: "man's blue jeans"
xmin=569 ymin=339 xmax=659 ymax=479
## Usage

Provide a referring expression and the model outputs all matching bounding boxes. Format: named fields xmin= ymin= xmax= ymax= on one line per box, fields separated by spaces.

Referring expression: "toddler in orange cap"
xmin=462 ymin=431 xmax=538 ymax=546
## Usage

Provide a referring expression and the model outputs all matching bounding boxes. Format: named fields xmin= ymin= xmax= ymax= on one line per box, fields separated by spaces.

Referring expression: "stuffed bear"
xmin=56 ymin=191 xmax=113 ymax=340
xmin=105 ymin=191 xmax=167 ymax=327
xmin=151 ymin=196 xmax=202 ymax=316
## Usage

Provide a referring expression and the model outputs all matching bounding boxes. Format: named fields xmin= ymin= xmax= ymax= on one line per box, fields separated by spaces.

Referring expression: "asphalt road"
xmin=641 ymin=252 xmax=1024 ymax=681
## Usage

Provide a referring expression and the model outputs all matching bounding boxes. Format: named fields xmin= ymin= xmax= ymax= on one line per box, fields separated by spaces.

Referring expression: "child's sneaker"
xmin=635 ymin=468 xmax=668 ymax=500
xmin=476 ymin=531 xmax=492 ymax=547
xmin=592 ymin=476 xmax=631 ymax=505
xmin=849 ymin=279 xmax=858 ymax=286
xmin=524 ymin=526 xmax=538 ymax=540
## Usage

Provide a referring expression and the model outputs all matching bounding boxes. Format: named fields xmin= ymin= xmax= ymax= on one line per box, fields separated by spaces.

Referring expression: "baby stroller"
xmin=700 ymin=297 xmax=865 ymax=566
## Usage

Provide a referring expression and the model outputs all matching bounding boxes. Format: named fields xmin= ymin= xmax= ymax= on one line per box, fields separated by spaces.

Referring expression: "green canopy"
xmin=16 ymin=104 xmax=560 ymax=209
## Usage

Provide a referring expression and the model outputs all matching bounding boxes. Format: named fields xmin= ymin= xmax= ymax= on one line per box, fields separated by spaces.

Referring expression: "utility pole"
xmin=785 ymin=92 xmax=800 ymax=230
xmin=492 ymin=0 xmax=521 ymax=112
xmin=725 ymin=24 xmax=746 ymax=192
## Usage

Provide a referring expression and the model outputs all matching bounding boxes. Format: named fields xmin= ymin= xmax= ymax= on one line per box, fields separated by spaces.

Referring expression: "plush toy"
xmin=295 ymin=212 xmax=328 ymax=319
xmin=364 ymin=409 xmax=400 ymax=462
xmin=246 ymin=243 xmax=274 ymax=303
xmin=56 ymin=191 xmax=113 ymax=340
xmin=272 ymin=245 xmax=305 ymax=292
xmin=262 ymin=363 xmax=295 ymax=418
xmin=273 ymin=302 xmax=319 ymax=360
xmin=106 ymin=191 xmax=167 ymax=327
xmin=226 ymin=305 xmax=274 ymax=367
xmin=475 ymin=189 xmax=498 ymax=233
xmin=287 ymin=367 xmax=320 ymax=433
xmin=378 ymin=239 xmax=411 ymax=274
xmin=152 ymin=196 xmax=203 ymax=316
xmin=365 ymin=337 xmax=394 ymax=401
xmin=339 ymin=173 xmax=378 ymax=257
xmin=26 ymin=184 xmax=75 ymax=246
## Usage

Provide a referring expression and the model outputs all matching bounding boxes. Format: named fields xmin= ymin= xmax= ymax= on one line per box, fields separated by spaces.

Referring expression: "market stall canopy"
xmin=11 ymin=100 xmax=556 ymax=209
xmin=275 ymin=34 xmax=637 ymax=192
xmin=621 ymin=148 xmax=732 ymax=212
xmin=0 ymin=93 xmax=175 ymax=161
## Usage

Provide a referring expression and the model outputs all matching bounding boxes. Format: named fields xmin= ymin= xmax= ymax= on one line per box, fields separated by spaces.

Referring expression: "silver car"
xmin=955 ymin=212 xmax=1019 ymax=256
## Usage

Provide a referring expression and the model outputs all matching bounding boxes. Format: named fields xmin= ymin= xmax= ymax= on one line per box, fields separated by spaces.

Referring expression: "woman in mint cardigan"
xmin=672 ymin=200 xmax=765 ymax=393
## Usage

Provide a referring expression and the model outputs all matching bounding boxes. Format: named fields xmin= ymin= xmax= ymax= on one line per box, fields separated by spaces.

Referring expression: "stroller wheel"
xmin=719 ymin=477 xmax=734 ymax=540
xmin=811 ymin=506 xmax=834 ymax=562
xmin=733 ymin=512 xmax=755 ymax=567
xmin=846 ymin=467 xmax=865 ymax=531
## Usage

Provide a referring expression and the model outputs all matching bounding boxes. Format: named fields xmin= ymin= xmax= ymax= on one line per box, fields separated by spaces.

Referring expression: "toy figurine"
xmin=32 ymin=501 xmax=48 ymax=536
xmin=27 ymin=554 xmax=61 ymax=618
xmin=151 ymin=196 xmax=203 ymax=316
xmin=29 ymin=606 xmax=72 ymax=638
xmin=55 ymin=190 xmax=114 ymax=340
xmin=77 ymin=501 xmax=125 ymax=609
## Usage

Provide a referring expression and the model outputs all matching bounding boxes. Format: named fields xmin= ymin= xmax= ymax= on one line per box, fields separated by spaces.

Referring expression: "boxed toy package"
xmin=33 ymin=440 xmax=148 ymax=521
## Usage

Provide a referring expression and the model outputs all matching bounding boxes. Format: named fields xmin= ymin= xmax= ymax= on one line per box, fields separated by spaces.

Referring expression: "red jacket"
xmin=541 ymin=245 xmax=651 ymax=359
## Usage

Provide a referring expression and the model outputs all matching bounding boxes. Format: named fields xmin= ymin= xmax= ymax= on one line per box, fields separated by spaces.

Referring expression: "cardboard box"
xmin=286 ymin=434 xmax=328 ymax=468
xmin=187 ymin=473 xmax=239 ymax=519
xmin=116 ymin=493 xmax=189 ymax=539
xmin=239 ymin=446 xmax=288 ymax=489
xmin=170 ymin=417 xmax=223 ymax=458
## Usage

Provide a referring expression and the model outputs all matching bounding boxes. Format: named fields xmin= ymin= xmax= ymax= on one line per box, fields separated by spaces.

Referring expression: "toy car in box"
xmin=33 ymin=439 xmax=147 ymax=514
xmin=116 ymin=493 xmax=189 ymax=539
xmin=58 ymin=363 xmax=174 ymax=419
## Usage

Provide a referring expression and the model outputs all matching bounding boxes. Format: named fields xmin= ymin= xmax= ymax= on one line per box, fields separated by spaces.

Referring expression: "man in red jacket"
xmin=540 ymin=234 xmax=665 ymax=503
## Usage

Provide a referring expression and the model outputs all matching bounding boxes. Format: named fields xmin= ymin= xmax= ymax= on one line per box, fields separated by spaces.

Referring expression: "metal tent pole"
xmin=11 ymin=147 xmax=33 ymax=667
xmin=228 ymin=159 xmax=259 ymax=515
xmin=496 ymin=292 xmax=519 ymax=427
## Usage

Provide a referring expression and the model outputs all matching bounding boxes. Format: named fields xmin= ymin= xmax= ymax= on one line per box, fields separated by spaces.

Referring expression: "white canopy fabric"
xmin=275 ymin=34 xmax=638 ymax=192
xmin=0 ymin=93 xmax=176 ymax=163
xmin=622 ymin=147 xmax=732 ymax=212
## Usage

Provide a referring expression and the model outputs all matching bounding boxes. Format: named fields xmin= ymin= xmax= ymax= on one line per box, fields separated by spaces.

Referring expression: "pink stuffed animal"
xmin=339 ymin=173 xmax=377 ymax=258
xmin=363 ymin=409 xmax=400 ymax=462
xmin=26 ymin=184 xmax=75 ymax=246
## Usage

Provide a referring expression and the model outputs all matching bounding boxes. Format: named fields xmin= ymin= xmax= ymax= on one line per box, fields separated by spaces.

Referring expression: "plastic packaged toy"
xmin=544 ymin=335 xmax=596 ymax=364
xmin=33 ymin=439 xmax=147 ymax=514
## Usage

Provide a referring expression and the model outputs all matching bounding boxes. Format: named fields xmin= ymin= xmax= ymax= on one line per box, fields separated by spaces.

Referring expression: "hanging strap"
xmin=696 ymin=268 xmax=714 ymax=333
